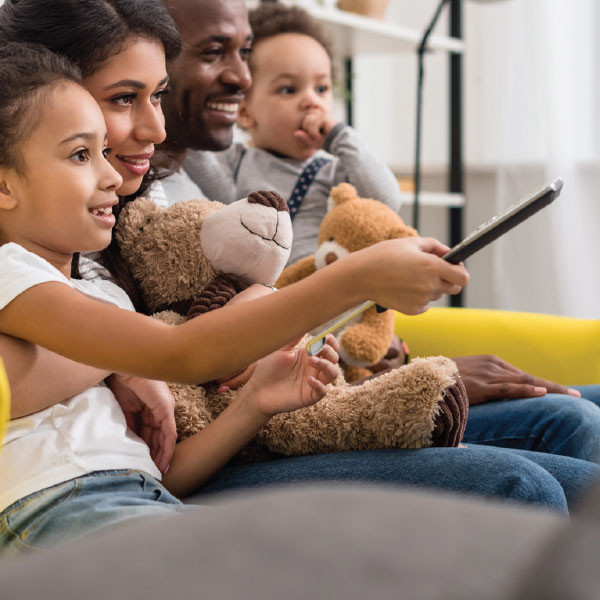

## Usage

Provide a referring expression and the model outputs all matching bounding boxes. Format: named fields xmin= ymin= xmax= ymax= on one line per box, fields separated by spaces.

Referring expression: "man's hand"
xmin=107 ymin=375 xmax=177 ymax=474
xmin=453 ymin=355 xmax=581 ymax=406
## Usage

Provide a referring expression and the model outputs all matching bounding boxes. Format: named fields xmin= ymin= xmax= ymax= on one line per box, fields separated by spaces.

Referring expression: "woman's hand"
xmin=351 ymin=237 xmax=469 ymax=315
xmin=106 ymin=374 xmax=177 ymax=474
xmin=242 ymin=334 xmax=340 ymax=418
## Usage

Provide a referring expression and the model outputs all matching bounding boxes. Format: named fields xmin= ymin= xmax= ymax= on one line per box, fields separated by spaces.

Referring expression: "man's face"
xmin=163 ymin=0 xmax=252 ymax=151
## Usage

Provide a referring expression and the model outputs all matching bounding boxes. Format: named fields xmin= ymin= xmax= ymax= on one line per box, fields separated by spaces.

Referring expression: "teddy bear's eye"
xmin=329 ymin=237 xmax=334 ymax=242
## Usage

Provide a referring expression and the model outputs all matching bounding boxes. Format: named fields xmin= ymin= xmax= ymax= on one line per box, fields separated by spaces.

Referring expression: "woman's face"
xmin=85 ymin=38 xmax=169 ymax=196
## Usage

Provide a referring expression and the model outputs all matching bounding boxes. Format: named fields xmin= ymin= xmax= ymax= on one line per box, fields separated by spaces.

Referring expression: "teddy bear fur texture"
xmin=115 ymin=191 xmax=468 ymax=456
xmin=276 ymin=182 xmax=418 ymax=382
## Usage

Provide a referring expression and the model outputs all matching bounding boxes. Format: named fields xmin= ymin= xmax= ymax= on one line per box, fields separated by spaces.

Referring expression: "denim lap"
xmin=0 ymin=470 xmax=185 ymax=556
xmin=464 ymin=386 xmax=600 ymax=463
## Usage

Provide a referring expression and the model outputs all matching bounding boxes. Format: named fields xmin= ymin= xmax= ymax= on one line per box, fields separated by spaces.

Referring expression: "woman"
xmin=0 ymin=0 xmax=597 ymax=551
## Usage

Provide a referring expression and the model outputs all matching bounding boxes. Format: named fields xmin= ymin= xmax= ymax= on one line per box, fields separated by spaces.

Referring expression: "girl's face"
xmin=85 ymin=38 xmax=169 ymax=197
xmin=0 ymin=82 xmax=122 ymax=272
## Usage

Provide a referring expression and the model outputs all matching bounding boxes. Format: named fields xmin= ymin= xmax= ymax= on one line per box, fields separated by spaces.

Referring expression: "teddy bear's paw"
xmin=430 ymin=375 xmax=469 ymax=447
xmin=186 ymin=275 xmax=240 ymax=319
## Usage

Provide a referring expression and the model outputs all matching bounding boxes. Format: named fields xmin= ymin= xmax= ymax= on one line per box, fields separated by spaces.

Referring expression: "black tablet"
xmin=443 ymin=178 xmax=563 ymax=264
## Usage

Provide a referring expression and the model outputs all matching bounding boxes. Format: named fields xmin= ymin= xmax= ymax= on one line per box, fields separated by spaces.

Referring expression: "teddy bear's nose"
xmin=325 ymin=252 xmax=338 ymax=265
xmin=247 ymin=190 xmax=290 ymax=213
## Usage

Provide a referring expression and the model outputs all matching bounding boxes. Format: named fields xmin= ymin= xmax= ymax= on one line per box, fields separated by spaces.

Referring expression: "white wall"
xmin=349 ymin=0 xmax=600 ymax=318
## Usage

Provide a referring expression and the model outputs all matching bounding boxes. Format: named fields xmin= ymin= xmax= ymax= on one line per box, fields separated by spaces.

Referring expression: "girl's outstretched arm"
xmin=0 ymin=237 xmax=468 ymax=384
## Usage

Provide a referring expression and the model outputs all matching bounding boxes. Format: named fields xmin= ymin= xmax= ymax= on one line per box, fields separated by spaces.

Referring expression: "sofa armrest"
xmin=395 ymin=307 xmax=600 ymax=385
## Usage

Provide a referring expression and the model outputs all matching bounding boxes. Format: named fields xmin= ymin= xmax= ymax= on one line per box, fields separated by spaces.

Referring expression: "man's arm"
xmin=326 ymin=124 xmax=402 ymax=214
xmin=0 ymin=334 xmax=109 ymax=419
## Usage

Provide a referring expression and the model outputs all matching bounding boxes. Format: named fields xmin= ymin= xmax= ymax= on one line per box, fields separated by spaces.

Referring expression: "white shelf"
xmin=306 ymin=6 xmax=465 ymax=56
xmin=399 ymin=191 xmax=465 ymax=208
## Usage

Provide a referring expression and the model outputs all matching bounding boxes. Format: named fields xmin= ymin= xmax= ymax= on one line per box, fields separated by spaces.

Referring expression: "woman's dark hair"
xmin=249 ymin=3 xmax=333 ymax=65
xmin=0 ymin=0 xmax=183 ymax=310
xmin=0 ymin=0 xmax=181 ymax=77
xmin=0 ymin=42 xmax=82 ymax=173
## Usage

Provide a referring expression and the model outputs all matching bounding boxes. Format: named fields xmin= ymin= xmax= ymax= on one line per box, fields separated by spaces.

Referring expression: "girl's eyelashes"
xmin=317 ymin=84 xmax=330 ymax=94
xmin=102 ymin=147 xmax=113 ymax=159
xmin=70 ymin=148 xmax=90 ymax=163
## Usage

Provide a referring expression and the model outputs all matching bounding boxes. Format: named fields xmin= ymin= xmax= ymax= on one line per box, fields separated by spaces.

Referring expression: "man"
xmin=156 ymin=0 xmax=600 ymax=505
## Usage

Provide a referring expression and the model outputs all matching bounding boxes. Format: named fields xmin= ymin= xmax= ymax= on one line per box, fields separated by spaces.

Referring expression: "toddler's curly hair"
xmin=249 ymin=3 xmax=334 ymax=67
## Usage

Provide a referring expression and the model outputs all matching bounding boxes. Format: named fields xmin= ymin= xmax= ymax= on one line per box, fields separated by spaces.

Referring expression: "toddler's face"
xmin=240 ymin=33 xmax=333 ymax=160
xmin=1 ymin=83 xmax=122 ymax=261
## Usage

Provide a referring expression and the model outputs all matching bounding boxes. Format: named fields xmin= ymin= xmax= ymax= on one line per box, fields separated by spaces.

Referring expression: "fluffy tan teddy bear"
xmin=277 ymin=182 xmax=418 ymax=382
xmin=115 ymin=191 xmax=467 ymax=457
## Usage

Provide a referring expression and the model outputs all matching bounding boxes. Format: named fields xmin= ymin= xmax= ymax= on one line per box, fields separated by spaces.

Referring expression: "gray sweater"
xmin=164 ymin=124 xmax=402 ymax=266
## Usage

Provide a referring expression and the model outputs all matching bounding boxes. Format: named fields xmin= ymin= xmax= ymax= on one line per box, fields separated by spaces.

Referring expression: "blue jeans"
xmin=0 ymin=470 xmax=184 ymax=557
xmin=187 ymin=445 xmax=599 ymax=515
xmin=187 ymin=386 xmax=600 ymax=513
xmin=464 ymin=386 xmax=600 ymax=463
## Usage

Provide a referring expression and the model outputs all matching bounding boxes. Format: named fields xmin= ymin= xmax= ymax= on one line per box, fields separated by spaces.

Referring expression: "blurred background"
xmin=252 ymin=0 xmax=600 ymax=319
xmin=3 ymin=0 xmax=596 ymax=318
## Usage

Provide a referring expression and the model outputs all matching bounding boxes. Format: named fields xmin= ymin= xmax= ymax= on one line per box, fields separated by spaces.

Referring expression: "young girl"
xmin=0 ymin=42 xmax=345 ymax=554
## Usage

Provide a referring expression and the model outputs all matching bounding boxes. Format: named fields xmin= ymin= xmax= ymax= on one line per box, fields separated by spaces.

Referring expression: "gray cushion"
xmin=0 ymin=484 xmax=563 ymax=600
xmin=515 ymin=480 xmax=600 ymax=599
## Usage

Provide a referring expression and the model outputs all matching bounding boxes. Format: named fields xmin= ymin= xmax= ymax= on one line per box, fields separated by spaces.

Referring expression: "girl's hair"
xmin=249 ymin=3 xmax=333 ymax=65
xmin=0 ymin=0 xmax=183 ymax=309
xmin=0 ymin=42 xmax=82 ymax=173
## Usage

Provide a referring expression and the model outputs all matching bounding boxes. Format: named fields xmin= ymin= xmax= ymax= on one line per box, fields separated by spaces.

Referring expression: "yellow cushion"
xmin=0 ymin=358 xmax=10 ymax=449
xmin=395 ymin=307 xmax=600 ymax=385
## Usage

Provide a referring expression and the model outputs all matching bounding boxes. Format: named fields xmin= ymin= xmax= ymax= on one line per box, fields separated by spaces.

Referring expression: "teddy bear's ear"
xmin=115 ymin=198 xmax=159 ymax=244
xmin=327 ymin=182 xmax=359 ymax=212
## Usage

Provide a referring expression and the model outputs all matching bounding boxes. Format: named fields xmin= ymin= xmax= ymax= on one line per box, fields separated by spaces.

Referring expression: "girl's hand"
xmin=243 ymin=334 xmax=340 ymax=418
xmin=351 ymin=237 xmax=469 ymax=315
xmin=106 ymin=375 xmax=177 ymax=474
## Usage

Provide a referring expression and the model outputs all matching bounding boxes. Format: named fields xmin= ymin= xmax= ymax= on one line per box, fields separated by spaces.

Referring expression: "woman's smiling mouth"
xmin=116 ymin=152 xmax=154 ymax=176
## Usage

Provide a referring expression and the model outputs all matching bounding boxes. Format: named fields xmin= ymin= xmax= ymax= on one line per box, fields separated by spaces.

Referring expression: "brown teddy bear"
xmin=277 ymin=182 xmax=418 ymax=382
xmin=115 ymin=191 xmax=467 ymax=456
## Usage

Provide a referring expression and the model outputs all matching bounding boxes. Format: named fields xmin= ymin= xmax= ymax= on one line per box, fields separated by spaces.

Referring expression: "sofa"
xmin=395 ymin=307 xmax=600 ymax=385
xmin=1 ymin=480 xmax=600 ymax=599
xmin=1 ymin=309 xmax=599 ymax=598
